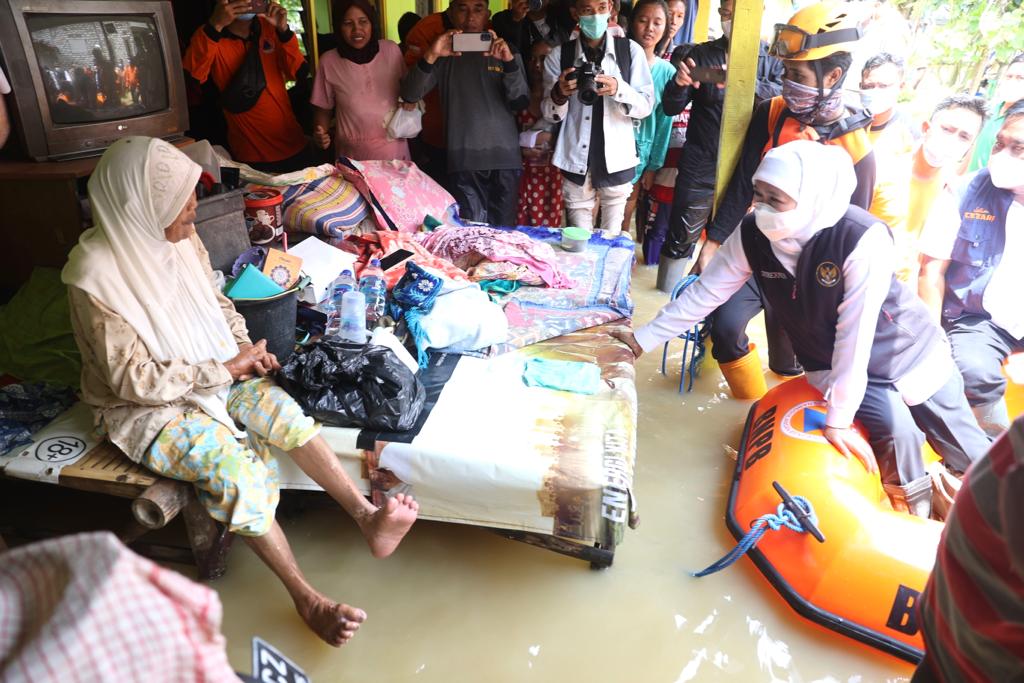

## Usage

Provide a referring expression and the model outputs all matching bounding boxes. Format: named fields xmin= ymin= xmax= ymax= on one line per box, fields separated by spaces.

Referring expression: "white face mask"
xmin=988 ymin=150 xmax=1024 ymax=190
xmin=721 ymin=19 xmax=732 ymax=38
xmin=753 ymin=202 xmax=805 ymax=242
xmin=859 ymin=86 xmax=898 ymax=115
xmin=921 ymin=129 xmax=972 ymax=169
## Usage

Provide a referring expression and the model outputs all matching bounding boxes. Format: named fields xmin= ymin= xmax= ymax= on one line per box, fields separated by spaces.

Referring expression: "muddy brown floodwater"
xmin=209 ymin=264 xmax=915 ymax=682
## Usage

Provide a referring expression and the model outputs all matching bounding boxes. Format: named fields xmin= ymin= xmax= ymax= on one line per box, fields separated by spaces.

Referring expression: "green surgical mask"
xmin=579 ymin=12 xmax=609 ymax=40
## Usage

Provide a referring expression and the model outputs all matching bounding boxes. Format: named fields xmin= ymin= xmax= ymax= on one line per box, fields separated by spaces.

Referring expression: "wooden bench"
xmin=6 ymin=441 xmax=235 ymax=579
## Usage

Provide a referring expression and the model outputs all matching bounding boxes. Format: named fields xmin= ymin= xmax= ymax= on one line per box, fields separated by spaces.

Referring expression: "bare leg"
xmin=288 ymin=435 xmax=419 ymax=558
xmin=244 ymin=521 xmax=366 ymax=646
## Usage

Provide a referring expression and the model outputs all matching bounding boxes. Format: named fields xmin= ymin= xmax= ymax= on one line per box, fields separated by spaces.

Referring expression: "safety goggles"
xmin=769 ymin=23 xmax=862 ymax=59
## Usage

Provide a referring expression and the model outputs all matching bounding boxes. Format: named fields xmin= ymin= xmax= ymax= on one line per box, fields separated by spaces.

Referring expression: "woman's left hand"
xmin=266 ymin=2 xmax=289 ymax=32
xmin=824 ymin=425 xmax=878 ymax=475
xmin=487 ymin=32 xmax=515 ymax=63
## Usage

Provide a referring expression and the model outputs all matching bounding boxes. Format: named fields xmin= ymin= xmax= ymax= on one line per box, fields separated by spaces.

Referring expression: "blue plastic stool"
xmin=660 ymin=275 xmax=710 ymax=393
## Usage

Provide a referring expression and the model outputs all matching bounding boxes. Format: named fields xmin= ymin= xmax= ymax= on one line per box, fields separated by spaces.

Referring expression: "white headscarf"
xmin=62 ymin=137 xmax=242 ymax=435
xmin=751 ymin=140 xmax=858 ymax=257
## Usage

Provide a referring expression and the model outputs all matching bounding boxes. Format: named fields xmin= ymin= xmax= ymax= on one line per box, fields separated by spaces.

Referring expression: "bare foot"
xmin=360 ymin=493 xmax=419 ymax=558
xmin=297 ymin=594 xmax=367 ymax=647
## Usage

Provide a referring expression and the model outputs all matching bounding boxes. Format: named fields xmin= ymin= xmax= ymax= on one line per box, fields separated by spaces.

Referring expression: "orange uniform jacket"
xmin=183 ymin=17 xmax=307 ymax=164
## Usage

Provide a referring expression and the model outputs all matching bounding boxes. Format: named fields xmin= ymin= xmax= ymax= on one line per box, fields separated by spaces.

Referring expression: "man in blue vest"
xmin=616 ymin=141 xmax=988 ymax=517
xmin=919 ymin=100 xmax=1024 ymax=437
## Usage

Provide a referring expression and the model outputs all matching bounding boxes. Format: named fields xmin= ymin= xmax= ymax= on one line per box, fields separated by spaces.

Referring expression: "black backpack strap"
xmin=771 ymin=107 xmax=790 ymax=148
xmin=613 ymin=35 xmax=632 ymax=79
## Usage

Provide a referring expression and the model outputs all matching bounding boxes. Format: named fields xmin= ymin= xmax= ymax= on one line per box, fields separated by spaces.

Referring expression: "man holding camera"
xmin=542 ymin=0 xmax=654 ymax=236
xmin=183 ymin=0 xmax=309 ymax=172
xmin=401 ymin=0 xmax=529 ymax=226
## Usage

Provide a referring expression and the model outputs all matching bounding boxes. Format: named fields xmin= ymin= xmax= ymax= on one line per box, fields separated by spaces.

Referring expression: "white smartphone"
xmin=452 ymin=32 xmax=493 ymax=53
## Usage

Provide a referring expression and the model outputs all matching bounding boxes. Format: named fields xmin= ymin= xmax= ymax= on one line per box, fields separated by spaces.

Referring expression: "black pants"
xmin=662 ymin=180 xmax=714 ymax=260
xmin=410 ymin=138 xmax=450 ymax=192
xmin=946 ymin=315 xmax=1024 ymax=407
xmin=708 ymin=276 xmax=802 ymax=375
xmin=449 ymin=169 xmax=521 ymax=226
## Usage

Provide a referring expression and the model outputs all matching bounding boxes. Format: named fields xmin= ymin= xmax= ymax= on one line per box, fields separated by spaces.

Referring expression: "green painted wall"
xmin=383 ymin=0 xmax=419 ymax=40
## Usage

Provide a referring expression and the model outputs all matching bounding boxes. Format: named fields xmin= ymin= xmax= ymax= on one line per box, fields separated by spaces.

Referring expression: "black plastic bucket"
xmin=233 ymin=289 xmax=298 ymax=363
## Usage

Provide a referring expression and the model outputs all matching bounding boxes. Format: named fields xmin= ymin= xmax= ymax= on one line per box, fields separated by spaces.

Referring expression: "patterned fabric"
xmin=0 ymin=383 xmax=76 ymax=455
xmin=142 ymin=378 xmax=318 ymax=537
xmin=343 ymin=231 xmax=470 ymax=290
xmin=281 ymin=173 xmax=369 ymax=238
xmin=417 ymin=226 xmax=575 ymax=289
xmin=0 ymin=532 xmax=239 ymax=682
xmin=917 ymin=418 xmax=1024 ymax=682
xmin=337 ymin=157 xmax=457 ymax=233
xmin=388 ymin=262 xmax=445 ymax=368
xmin=483 ymin=227 xmax=634 ymax=355
xmin=515 ymin=110 xmax=563 ymax=228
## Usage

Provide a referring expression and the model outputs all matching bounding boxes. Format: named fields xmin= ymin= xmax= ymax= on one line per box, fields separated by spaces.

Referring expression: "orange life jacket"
xmin=763 ymin=96 xmax=873 ymax=164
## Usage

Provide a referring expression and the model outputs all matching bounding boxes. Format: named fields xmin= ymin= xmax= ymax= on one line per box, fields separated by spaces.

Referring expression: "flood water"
xmin=210 ymin=264 xmax=915 ymax=682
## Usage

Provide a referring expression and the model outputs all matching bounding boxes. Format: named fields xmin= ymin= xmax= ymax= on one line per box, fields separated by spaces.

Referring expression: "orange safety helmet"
xmin=770 ymin=1 xmax=861 ymax=61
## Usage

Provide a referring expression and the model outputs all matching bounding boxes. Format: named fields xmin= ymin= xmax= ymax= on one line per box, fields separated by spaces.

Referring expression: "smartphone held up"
xmin=452 ymin=32 xmax=493 ymax=53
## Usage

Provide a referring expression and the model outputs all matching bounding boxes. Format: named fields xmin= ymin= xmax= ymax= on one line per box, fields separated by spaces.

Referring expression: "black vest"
xmin=740 ymin=206 xmax=941 ymax=380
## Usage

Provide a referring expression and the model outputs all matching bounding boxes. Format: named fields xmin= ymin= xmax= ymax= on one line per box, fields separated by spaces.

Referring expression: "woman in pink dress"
xmin=311 ymin=0 xmax=410 ymax=161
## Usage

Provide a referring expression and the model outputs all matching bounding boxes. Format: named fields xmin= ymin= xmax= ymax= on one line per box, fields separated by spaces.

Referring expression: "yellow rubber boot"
xmin=719 ymin=345 xmax=768 ymax=400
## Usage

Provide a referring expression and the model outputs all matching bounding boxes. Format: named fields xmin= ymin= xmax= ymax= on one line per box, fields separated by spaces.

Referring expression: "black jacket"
xmin=661 ymin=37 xmax=783 ymax=193
xmin=491 ymin=10 xmax=571 ymax=63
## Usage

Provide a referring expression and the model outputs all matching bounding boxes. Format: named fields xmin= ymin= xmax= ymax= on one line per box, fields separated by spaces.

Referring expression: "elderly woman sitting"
xmin=61 ymin=137 xmax=418 ymax=647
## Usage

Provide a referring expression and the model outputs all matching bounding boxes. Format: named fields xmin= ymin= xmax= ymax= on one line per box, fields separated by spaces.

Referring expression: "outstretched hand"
xmin=426 ymin=29 xmax=460 ymax=63
xmin=824 ymin=425 xmax=878 ymax=475
xmin=610 ymin=329 xmax=644 ymax=359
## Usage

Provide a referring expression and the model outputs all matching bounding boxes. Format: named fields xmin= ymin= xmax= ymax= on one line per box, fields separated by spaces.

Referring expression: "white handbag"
xmin=386 ymin=102 xmax=423 ymax=140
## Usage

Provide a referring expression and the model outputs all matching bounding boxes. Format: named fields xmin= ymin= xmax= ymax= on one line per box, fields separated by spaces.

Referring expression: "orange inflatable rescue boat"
xmin=725 ymin=366 xmax=1024 ymax=663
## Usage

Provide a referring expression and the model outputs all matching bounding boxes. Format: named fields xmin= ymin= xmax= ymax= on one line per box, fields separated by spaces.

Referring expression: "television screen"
xmin=26 ymin=14 xmax=169 ymax=125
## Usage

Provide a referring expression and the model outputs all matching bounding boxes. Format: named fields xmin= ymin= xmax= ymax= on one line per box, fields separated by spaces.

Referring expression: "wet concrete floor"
xmin=210 ymin=263 xmax=915 ymax=682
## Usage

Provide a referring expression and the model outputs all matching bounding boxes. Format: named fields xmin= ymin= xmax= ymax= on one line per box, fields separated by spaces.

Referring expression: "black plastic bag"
xmin=278 ymin=339 xmax=425 ymax=431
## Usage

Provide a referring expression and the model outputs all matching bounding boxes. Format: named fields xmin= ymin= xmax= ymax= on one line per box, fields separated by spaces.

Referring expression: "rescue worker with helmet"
xmin=615 ymin=141 xmax=988 ymax=519
xmin=690 ymin=1 xmax=876 ymax=400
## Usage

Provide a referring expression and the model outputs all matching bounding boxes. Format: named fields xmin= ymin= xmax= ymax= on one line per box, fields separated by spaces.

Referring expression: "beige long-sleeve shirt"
xmin=68 ymin=234 xmax=251 ymax=462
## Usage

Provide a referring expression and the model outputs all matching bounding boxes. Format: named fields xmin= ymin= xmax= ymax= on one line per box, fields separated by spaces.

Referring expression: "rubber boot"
xmin=972 ymin=398 xmax=1010 ymax=438
xmin=928 ymin=462 xmax=963 ymax=521
xmin=883 ymin=475 xmax=933 ymax=519
xmin=656 ymin=254 xmax=689 ymax=294
xmin=718 ymin=344 xmax=768 ymax=400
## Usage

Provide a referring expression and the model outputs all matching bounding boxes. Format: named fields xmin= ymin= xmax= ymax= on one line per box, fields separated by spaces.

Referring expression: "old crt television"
xmin=0 ymin=0 xmax=188 ymax=161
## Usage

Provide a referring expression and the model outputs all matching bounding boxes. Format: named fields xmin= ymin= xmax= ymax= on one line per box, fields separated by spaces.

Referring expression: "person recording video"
xmin=541 ymin=0 xmax=654 ymax=237
xmin=183 ymin=0 xmax=311 ymax=173
xmin=400 ymin=0 xmax=529 ymax=226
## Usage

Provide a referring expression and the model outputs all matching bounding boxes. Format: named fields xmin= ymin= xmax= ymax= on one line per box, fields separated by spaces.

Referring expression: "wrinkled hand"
xmin=555 ymin=66 xmax=578 ymax=100
xmin=225 ymin=339 xmax=281 ymax=381
xmin=640 ymin=170 xmax=656 ymax=191
xmin=210 ymin=0 xmax=252 ymax=31
xmin=266 ymin=2 xmax=289 ymax=31
xmin=611 ymin=329 xmax=644 ymax=359
xmin=486 ymin=32 xmax=515 ymax=62
xmin=313 ymin=124 xmax=331 ymax=150
xmin=824 ymin=425 xmax=879 ymax=475
xmin=690 ymin=239 xmax=720 ymax=276
xmin=426 ymin=29 xmax=459 ymax=62
xmin=595 ymin=74 xmax=618 ymax=97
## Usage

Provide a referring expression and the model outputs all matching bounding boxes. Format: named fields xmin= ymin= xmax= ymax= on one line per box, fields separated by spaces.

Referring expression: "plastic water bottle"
xmin=324 ymin=269 xmax=357 ymax=336
xmin=358 ymin=258 xmax=387 ymax=327
xmin=339 ymin=290 xmax=368 ymax=343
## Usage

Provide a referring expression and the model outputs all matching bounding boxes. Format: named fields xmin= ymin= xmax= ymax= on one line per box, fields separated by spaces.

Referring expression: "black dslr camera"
xmin=567 ymin=60 xmax=602 ymax=106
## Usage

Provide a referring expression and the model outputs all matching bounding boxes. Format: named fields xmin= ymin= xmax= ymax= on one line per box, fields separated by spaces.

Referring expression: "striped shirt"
xmin=918 ymin=418 xmax=1024 ymax=680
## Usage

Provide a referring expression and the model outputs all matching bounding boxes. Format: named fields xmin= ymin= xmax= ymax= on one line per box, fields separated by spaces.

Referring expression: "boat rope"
xmin=692 ymin=495 xmax=818 ymax=578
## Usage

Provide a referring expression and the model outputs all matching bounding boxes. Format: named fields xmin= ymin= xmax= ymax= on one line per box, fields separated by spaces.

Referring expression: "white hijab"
xmin=63 ymin=137 xmax=241 ymax=435
xmin=751 ymin=140 xmax=858 ymax=258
